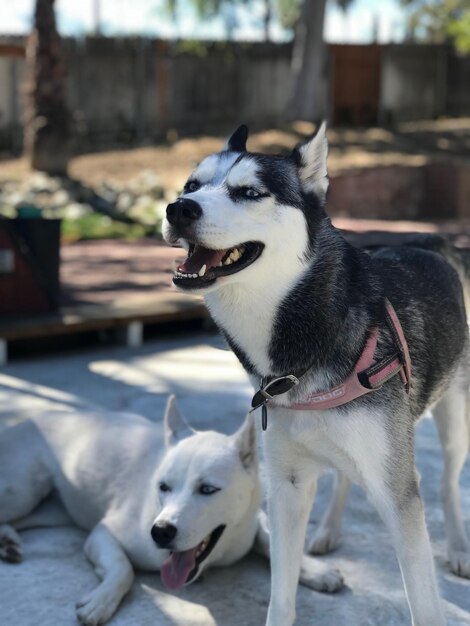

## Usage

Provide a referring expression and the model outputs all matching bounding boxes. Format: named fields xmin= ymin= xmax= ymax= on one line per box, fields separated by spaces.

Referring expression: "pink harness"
xmin=251 ymin=299 xmax=412 ymax=429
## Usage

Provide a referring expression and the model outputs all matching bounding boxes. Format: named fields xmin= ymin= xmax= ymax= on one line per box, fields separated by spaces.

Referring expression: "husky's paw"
xmin=308 ymin=525 xmax=341 ymax=555
xmin=0 ymin=525 xmax=23 ymax=563
xmin=299 ymin=556 xmax=344 ymax=593
xmin=449 ymin=550 xmax=470 ymax=579
xmin=76 ymin=586 xmax=121 ymax=626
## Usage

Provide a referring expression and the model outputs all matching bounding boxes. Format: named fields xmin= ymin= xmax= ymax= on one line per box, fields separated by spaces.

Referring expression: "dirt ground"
xmin=1 ymin=118 xmax=470 ymax=194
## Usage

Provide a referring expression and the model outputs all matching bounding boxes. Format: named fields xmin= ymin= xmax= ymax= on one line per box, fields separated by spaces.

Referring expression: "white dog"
xmin=0 ymin=397 xmax=342 ymax=625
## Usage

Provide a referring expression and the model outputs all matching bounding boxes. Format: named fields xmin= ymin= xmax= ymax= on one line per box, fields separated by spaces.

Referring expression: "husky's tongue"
xmin=177 ymin=246 xmax=227 ymax=274
xmin=160 ymin=548 xmax=198 ymax=590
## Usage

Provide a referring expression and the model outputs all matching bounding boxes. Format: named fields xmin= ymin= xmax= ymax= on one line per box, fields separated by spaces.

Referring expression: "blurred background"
xmin=1 ymin=4 xmax=470 ymax=625
xmin=0 ymin=0 xmax=469 ymax=360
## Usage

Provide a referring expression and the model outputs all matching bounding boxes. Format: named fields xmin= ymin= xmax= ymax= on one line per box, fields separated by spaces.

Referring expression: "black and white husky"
xmin=163 ymin=124 xmax=469 ymax=626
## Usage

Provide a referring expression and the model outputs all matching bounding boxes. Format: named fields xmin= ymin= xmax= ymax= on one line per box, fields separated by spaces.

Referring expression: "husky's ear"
xmin=234 ymin=413 xmax=257 ymax=470
xmin=293 ymin=121 xmax=328 ymax=200
xmin=164 ymin=395 xmax=194 ymax=447
xmin=224 ymin=124 xmax=249 ymax=152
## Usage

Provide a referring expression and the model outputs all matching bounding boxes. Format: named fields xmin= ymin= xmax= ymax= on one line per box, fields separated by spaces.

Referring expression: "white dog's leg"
xmin=432 ymin=375 xmax=470 ymax=578
xmin=366 ymin=467 xmax=445 ymax=626
xmin=13 ymin=495 xmax=72 ymax=530
xmin=76 ymin=524 xmax=134 ymax=626
xmin=0 ymin=524 xmax=22 ymax=563
xmin=0 ymin=497 xmax=72 ymax=563
xmin=309 ymin=471 xmax=351 ymax=555
xmin=263 ymin=436 xmax=318 ymax=626
xmin=254 ymin=510 xmax=343 ymax=593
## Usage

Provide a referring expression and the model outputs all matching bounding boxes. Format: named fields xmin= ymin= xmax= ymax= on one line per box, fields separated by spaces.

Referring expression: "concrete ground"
xmin=0 ymin=333 xmax=469 ymax=626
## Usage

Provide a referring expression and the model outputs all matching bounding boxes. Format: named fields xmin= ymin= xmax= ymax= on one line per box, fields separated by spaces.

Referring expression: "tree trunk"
xmin=24 ymin=0 xmax=70 ymax=176
xmin=290 ymin=0 xmax=328 ymax=122
xmin=264 ymin=0 xmax=271 ymax=42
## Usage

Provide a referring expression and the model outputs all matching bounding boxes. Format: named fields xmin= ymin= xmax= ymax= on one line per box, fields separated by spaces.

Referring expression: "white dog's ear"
xmin=234 ymin=414 xmax=257 ymax=470
xmin=293 ymin=121 xmax=328 ymax=200
xmin=164 ymin=395 xmax=194 ymax=447
xmin=223 ymin=124 xmax=248 ymax=152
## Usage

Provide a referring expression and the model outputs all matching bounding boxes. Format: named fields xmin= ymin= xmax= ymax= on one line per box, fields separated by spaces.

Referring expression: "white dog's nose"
xmin=151 ymin=522 xmax=177 ymax=548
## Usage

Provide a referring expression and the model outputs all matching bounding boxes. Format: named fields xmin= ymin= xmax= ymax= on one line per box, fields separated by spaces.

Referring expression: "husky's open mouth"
xmin=173 ymin=242 xmax=264 ymax=289
xmin=160 ymin=525 xmax=225 ymax=590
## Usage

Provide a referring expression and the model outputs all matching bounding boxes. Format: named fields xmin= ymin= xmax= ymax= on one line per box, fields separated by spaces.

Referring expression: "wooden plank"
xmin=0 ymin=293 xmax=207 ymax=341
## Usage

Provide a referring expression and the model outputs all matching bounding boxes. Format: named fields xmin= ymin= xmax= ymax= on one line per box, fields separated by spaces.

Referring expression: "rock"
xmin=51 ymin=189 xmax=71 ymax=207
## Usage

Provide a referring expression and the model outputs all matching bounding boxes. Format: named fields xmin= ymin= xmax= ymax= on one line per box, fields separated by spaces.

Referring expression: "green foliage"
xmin=162 ymin=0 xmax=357 ymax=33
xmin=163 ymin=0 xmax=250 ymax=21
xmin=61 ymin=214 xmax=154 ymax=242
xmin=448 ymin=7 xmax=470 ymax=52
xmin=401 ymin=0 xmax=470 ymax=52
xmin=276 ymin=0 xmax=302 ymax=29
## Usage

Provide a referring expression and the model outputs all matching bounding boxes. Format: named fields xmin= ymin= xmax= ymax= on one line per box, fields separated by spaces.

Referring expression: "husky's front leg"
xmin=263 ymin=433 xmax=317 ymax=626
xmin=76 ymin=524 xmax=134 ymax=626
xmin=255 ymin=510 xmax=343 ymax=592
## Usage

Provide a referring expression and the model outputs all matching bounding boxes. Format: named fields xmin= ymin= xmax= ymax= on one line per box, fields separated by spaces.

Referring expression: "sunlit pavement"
xmin=0 ymin=333 xmax=469 ymax=625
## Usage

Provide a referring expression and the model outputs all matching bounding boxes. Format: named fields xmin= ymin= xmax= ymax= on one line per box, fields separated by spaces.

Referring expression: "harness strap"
xmin=250 ymin=299 xmax=412 ymax=423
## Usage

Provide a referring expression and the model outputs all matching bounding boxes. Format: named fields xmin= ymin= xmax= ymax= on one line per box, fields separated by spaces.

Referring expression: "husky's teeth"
xmin=224 ymin=257 xmax=232 ymax=265
xmin=199 ymin=264 xmax=207 ymax=277
xmin=218 ymin=262 xmax=223 ymax=267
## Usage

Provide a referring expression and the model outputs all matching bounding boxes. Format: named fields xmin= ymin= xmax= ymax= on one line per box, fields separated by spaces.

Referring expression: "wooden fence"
xmin=0 ymin=38 xmax=469 ymax=152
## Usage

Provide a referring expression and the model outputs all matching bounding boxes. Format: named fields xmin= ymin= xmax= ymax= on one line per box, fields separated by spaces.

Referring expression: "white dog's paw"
xmin=76 ymin=586 xmax=121 ymax=626
xmin=448 ymin=550 xmax=470 ymax=579
xmin=299 ymin=556 xmax=344 ymax=593
xmin=308 ymin=525 xmax=341 ymax=555
xmin=0 ymin=524 xmax=23 ymax=563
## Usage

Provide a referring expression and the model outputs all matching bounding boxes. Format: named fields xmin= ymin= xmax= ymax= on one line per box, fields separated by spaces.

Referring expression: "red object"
xmin=0 ymin=220 xmax=57 ymax=317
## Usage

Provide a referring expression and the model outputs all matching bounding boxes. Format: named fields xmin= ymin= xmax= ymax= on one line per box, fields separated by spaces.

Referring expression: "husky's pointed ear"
xmin=164 ymin=395 xmax=194 ymax=447
xmin=234 ymin=413 xmax=257 ymax=470
xmin=292 ymin=121 xmax=328 ymax=200
xmin=224 ymin=124 xmax=249 ymax=152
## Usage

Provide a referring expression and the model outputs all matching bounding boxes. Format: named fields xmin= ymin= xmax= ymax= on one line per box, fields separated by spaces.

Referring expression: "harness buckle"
xmin=250 ymin=374 xmax=300 ymax=412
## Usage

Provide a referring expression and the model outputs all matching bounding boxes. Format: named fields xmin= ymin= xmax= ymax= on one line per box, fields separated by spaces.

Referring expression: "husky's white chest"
xmin=262 ymin=405 xmax=390 ymax=488
xmin=206 ymin=286 xmax=275 ymax=374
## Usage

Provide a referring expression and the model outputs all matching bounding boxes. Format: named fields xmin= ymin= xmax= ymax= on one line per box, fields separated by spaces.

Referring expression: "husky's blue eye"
xmin=229 ymin=185 xmax=267 ymax=202
xmin=184 ymin=180 xmax=200 ymax=193
xmin=199 ymin=484 xmax=220 ymax=496
xmin=159 ymin=482 xmax=171 ymax=493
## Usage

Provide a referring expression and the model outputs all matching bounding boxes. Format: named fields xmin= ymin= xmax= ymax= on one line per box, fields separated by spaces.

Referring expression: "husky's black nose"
xmin=166 ymin=198 xmax=202 ymax=227
xmin=151 ymin=523 xmax=178 ymax=548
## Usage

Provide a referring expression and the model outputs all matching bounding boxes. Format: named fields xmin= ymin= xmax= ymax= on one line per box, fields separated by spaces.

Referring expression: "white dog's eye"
xmin=244 ymin=187 xmax=260 ymax=198
xmin=159 ymin=482 xmax=171 ymax=493
xmin=199 ymin=484 xmax=220 ymax=496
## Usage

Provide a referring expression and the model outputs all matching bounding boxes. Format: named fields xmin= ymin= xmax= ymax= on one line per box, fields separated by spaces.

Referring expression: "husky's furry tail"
xmin=436 ymin=240 xmax=470 ymax=316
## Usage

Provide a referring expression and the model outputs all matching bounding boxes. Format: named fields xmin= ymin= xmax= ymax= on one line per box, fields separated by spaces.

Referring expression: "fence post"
xmin=134 ymin=38 xmax=146 ymax=143
xmin=9 ymin=58 xmax=20 ymax=154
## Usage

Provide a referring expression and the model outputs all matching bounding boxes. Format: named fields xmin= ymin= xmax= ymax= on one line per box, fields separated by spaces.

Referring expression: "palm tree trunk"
xmin=264 ymin=0 xmax=271 ymax=42
xmin=291 ymin=0 xmax=328 ymax=121
xmin=24 ymin=0 xmax=70 ymax=175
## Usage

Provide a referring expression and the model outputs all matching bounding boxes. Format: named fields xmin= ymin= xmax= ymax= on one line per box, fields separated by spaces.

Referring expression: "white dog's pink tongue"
xmin=177 ymin=246 xmax=227 ymax=274
xmin=160 ymin=548 xmax=197 ymax=590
